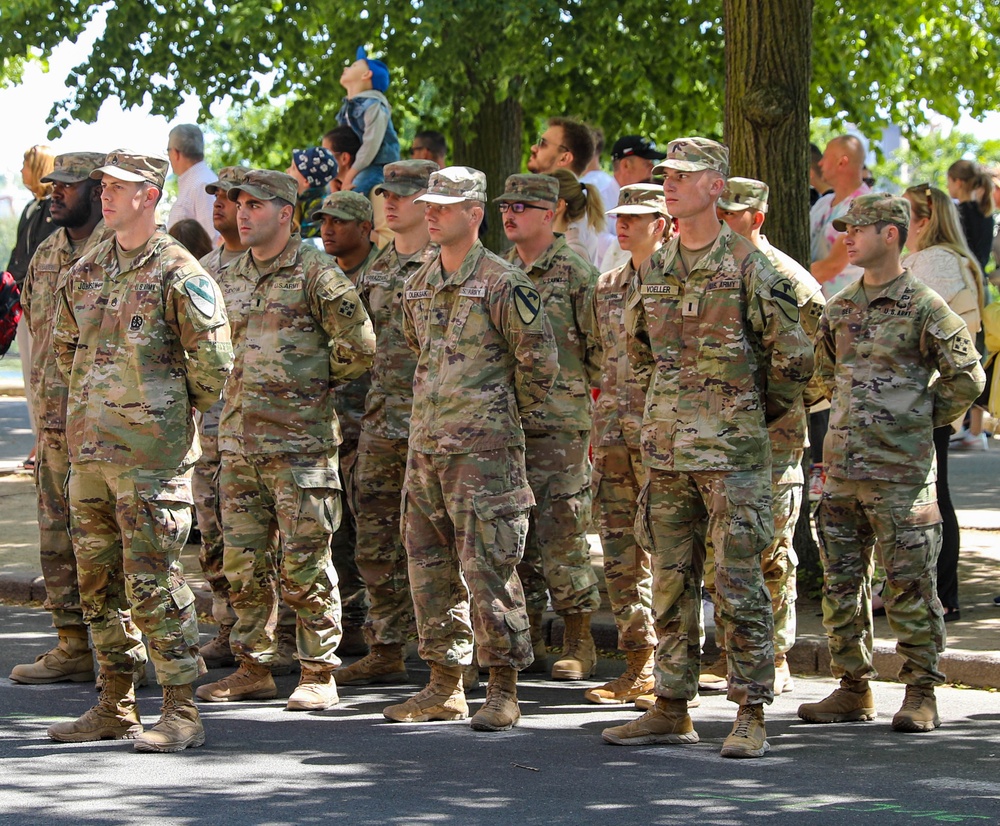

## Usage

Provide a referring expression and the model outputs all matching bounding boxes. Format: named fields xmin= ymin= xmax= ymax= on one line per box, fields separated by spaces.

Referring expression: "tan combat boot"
xmin=891 ymin=685 xmax=940 ymax=732
xmin=10 ymin=626 xmax=95 ymax=685
xmin=698 ymin=652 xmax=728 ymax=693
xmin=720 ymin=703 xmax=770 ymax=758
xmin=551 ymin=613 xmax=597 ymax=680
xmin=199 ymin=623 xmax=236 ymax=669
xmin=96 ymin=660 xmax=149 ymax=693
xmin=48 ymin=672 xmax=142 ymax=742
xmin=195 ymin=659 xmax=277 ymax=703
xmin=584 ymin=647 xmax=654 ymax=704
xmin=287 ymin=663 xmax=339 ymax=711
xmin=383 ymin=663 xmax=469 ymax=722
xmin=334 ymin=644 xmax=408 ymax=686
xmin=270 ymin=625 xmax=299 ymax=676
xmin=602 ymin=698 xmax=699 ymax=746
xmin=470 ymin=667 xmax=520 ymax=731
xmin=134 ymin=684 xmax=205 ymax=753
xmin=522 ymin=607 xmax=548 ymax=674
xmin=635 ymin=692 xmax=700 ymax=711
xmin=797 ymin=677 xmax=876 ymax=723
xmin=773 ymin=654 xmax=794 ymax=695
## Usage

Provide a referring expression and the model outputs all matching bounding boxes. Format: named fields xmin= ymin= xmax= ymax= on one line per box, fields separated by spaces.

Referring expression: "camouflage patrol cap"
xmin=494 ymin=174 xmax=558 ymax=206
xmin=415 ymin=166 xmax=488 ymax=205
xmin=832 ymin=192 xmax=910 ymax=231
xmin=607 ymin=183 xmax=669 ymax=216
xmin=312 ymin=190 xmax=374 ymax=223
xmin=227 ymin=169 xmax=299 ymax=205
xmin=89 ymin=150 xmax=169 ymax=187
xmin=653 ymin=137 xmax=730 ymax=177
xmin=374 ymin=159 xmax=440 ymax=196
xmin=205 ymin=166 xmax=248 ymax=195
xmin=42 ymin=152 xmax=106 ymax=184
xmin=719 ymin=177 xmax=770 ymax=213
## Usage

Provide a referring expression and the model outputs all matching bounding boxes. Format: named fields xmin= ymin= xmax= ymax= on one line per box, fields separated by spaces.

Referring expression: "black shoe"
xmin=943 ymin=609 xmax=961 ymax=623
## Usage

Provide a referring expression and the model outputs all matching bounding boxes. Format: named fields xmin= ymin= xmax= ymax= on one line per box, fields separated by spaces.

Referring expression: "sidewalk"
xmin=2 ymin=391 xmax=998 ymax=687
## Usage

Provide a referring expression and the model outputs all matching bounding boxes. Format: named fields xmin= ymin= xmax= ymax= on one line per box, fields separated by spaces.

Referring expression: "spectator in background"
xmin=410 ymin=130 xmax=448 ymax=168
xmin=581 ymin=126 xmax=620 ymax=262
xmin=947 ymin=159 xmax=995 ymax=275
xmin=323 ymin=126 xmax=392 ymax=248
xmin=809 ymin=143 xmax=831 ymax=206
xmin=551 ymin=168 xmax=605 ymax=265
xmin=601 ymin=136 xmax=667 ymax=271
xmin=168 ymin=218 xmax=214 ymax=260
xmin=166 ymin=124 xmax=218 ymax=242
xmin=527 ymin=117 xmax=594 ymax=178
xmin=7 ymin=143 xmax=58 ymax=469
xmin=286 ymin=146 xmax=338 ymax=241
xmin=990 ymin=167 xmax=1000 ymax=271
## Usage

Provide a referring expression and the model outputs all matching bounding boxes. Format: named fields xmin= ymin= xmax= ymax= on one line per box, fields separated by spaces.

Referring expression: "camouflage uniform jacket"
xmin=815 ymin=270 xmax=985 ymax=484
xmin=402 ymin=240 xmax=559 ymax=455
xmin=590 ymin=258 xmax=646 ymax=450
xmin=21 ymin=221 xmax=110 ymax=432
xmin=358 ymin=240 xmax=433 ymax=440
xmin=53 ymin=230 xmax=234 ymax=469
xmin=626 ymin=223 xmax=814 ymax=472
xmin=505 ymin=235 xmax=600 ymax=432
xmin=218 ymin=235 xmax=375 ymax=456
xmin=758 ymin=235 xmax=826 ymax=475
xmin=198 ymin=244 xmax=245 ymax=438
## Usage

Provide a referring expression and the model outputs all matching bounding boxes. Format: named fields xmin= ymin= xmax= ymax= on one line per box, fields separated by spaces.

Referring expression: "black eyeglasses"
xmin=535 ymin=135 xmax=569 ymax=153
xmin=498 ymin=202 xmax=548 ymax=214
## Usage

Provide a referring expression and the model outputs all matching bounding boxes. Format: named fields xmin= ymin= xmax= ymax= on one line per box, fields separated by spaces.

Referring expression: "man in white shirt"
xmin=166 ymin=124 xmax=218 ymax=242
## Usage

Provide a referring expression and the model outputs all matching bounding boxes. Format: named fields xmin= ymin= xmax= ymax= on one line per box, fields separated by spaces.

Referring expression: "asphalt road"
xmin=1 ymin=605 xmax=999 ymax=826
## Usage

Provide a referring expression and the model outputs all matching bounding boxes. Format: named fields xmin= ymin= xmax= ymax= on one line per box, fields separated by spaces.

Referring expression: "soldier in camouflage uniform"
xmin=314 ymin=189 xmax=380 ymax=657
xmin=797 ymin=194 xmax=984 ymax=733
xmin=496 ymin=173 xmax=603 ymax=681
xmin=48 ymin=150 xmax=234 ymax=753
xmin=602 ymin=138 xmax=813 ymax=759
xmin=698 ymin=178 xmax=826 ymax=696
xmin=334 ymin=159 xmax=438 ymax=687
xmin=196 ymin=170 xmax=375 ymax=712
xmin=383 ymin=167 xmax=559 ymax=731
xmin=11 ymin=152 xmax=107 ymax=686
xmin=585 ymin=184 xmax=669 ymax=705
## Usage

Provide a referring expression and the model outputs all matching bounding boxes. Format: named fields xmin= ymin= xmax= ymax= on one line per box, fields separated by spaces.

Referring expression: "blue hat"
xmin=292 ymin=146 xmax=338 ymax=189
xmin=356 ymin=46 xmax=390 ymax=93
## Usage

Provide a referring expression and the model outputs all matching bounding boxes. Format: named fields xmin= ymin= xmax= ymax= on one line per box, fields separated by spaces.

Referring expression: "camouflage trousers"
xmin=640 ymin=467 xmax=775 ymax=705
xmin=704 ymin=464 xmax=802 ymax=658
xmin=220 ymin=451 xmax=343 ymax=668
xmin=519 ymin=430 xmax=601 ymax=617
xmin=403 ymin=447 xmax=534 ymax=670
xmin=68 ymin=461 xmax=200 ymax=685
xmin=817 ymin=476 xmax=945 ymax=687
xmin=592 ymin=444 xmax=656 ymax=650
xmin=332 ymin=444 xmax=368 ymax=629
xmin=349 ymin=432 xmax=414 ymax=646
xmin=192 ymin=429 xmax=236 ymax=627
xmin=35 ymin=428 xmax=83 ymax=629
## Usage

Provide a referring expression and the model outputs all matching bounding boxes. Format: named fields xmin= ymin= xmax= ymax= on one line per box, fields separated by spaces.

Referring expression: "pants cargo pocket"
xmin=717 ymin=475 xmax=772 ymax=559
xmin=474 ymin=486 xmax=535 ymax=570
xmin=887 ymin=502 xmax=942 ymax=583
xmin=131 ymin=475 xmax=195 ymax=556
xmin=290 ymin=466 xmax=342 ymax=539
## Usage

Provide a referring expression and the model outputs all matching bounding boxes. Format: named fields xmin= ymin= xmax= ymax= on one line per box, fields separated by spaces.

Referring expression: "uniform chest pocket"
xmin=446 ymin=296 xmax=485 ymax=351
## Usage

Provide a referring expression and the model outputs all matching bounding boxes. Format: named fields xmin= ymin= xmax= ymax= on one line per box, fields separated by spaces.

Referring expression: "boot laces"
xmin=901 ymin=686 xmax=926 ymax=711
xmin=731 ymin=706 xmax=756 ymax=738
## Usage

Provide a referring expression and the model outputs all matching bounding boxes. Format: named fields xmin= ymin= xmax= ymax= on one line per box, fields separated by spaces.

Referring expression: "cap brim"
xmin=311 ymin=208 xmax=359 ymax=221
xmin=493 ymin=194 xmax=555 ymax=205
xmin=652 ymin=160 xmax=714 ymax=174
xmin=228 ymin=184 xmax=278 ymax=202
xmin=42 ymin=171 xmax=92 ymax=184
xmin=374 ymin=183 xmax=423 ymax=197
xmin=205 ymin=182 xmax=233 ymax=195
xmin=415 ymin=193 xmax=469 ymax=205
xmin=607 ymin=205 xmax=665 ymax=216
xmin=90 ymin=165 xmax=148 ymax=183
xmin=831 ymin=218 xmax=855 ymax=232
xmin=717 ymin=199 xmax=751 ymax=212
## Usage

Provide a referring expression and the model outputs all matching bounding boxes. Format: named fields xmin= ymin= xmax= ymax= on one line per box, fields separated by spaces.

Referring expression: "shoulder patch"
xmin=185 ymin=275 xmax=218 ymax=318
xmin=514 ymin=285 xmax=541 ymax=325
xmin=338 ymin=296 xmax=358 ymax=318
xmin=771 ymin=277 xmax=800 ymax=324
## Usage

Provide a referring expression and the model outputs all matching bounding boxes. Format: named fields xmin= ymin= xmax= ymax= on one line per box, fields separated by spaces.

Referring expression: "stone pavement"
xmin=1 ymin=391 xmax=998 ymax=688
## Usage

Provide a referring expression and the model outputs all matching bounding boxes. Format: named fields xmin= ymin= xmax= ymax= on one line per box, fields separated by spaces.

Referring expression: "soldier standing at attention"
xmin=195 ymin=170 xmax=375 ymax=712
xmin=699 ymin=177 xmax=826 ymax=696
xmin=11 ymin=152 xmax=108 ymax=686
xmin=585 ymin=184 xmax=669 ymax=705
xmin=383 ymin=167 xmax=558 ymax=731
xmin=797 ymin=194 xmax=984 ymax=732
xmin=602 ymin=138 xmax=813 ymax=759
xmin=48 ymin=150 xmax=233 ymax=753
xmin=333 ymin=159 xmax=439 ymax=687
xmin=497 ymin=173 xmax=603 ymax=681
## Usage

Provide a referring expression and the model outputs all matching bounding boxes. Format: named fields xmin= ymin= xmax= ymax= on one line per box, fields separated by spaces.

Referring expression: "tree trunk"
xmin=723 ymin=0 xmax=822 ymax=587
xmin=451 ymin=92 xmax=523 ymax=255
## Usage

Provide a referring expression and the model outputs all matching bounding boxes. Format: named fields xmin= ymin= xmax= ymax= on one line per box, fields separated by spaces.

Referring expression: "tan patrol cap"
xmin=42 ymin=152 xmax=107 ymax=184
xmin=227 ymin=169 xmax=299 ymax=204
xmin=494 ymin=174 xmax=558 ymax=206
xmin=375 ymin=160 xmax=440 ymax=196
xmin=653 ymin=137 xmax=730 ymax=177
xmin=415 ymin=166 xmax=488 ymax=205
xmin=607 ymin=184 xmax=669 ymax=216
xmin=832 ymin=192 xmax=910 ymax=231
xmin=718 ymin=177 xmax=769 ymax=213
xmin=206 ymin=166 xmax=248 ymax=195
xmin=90 ymin=150 xmax=169 ymax=187
xmin=312 ymin=190 xmax=374 ymax=223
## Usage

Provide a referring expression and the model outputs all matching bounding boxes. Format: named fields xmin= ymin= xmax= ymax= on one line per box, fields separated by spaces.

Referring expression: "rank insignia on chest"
xmin=129 ymin=315 xmax=143 ymax=331
xmin=338 ymin=298 xmax=357 ymax=318
xmin=185 ymin=276 xmax=218 ymax=318
xmin=514 ymin=285 xmax=541 ymax=324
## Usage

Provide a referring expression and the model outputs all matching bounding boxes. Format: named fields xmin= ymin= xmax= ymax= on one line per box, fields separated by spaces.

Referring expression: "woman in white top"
xmin=902 ymin=183 xmax=985 ymax=622
xmin=551 ymin=168 xmax=605 ymax=266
